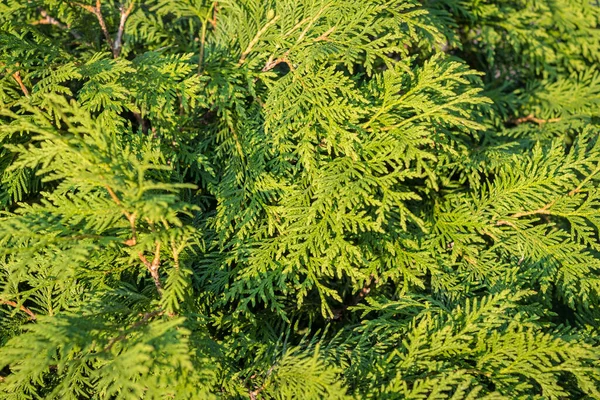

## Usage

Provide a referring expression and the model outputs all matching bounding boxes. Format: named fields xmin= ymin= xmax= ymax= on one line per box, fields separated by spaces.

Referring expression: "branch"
xmin=511 ymin=113 xmax=561 ymax=126
xmin=238 ymin=15 xmax=280 ymax=65
xmin=198 ymin=1 xmax=218 ymax=74
xmin=331 ymin=275 xmax=377 ymax=320
xmin=1 ymin=300 xmax=37 ymax=320
xmin=12 ymin=71 xmax=30 ymax=97
xmin=103 ymin=185 xmax=162 ymax=293
xmin=208 ymin=1 xmax=218 ymax=29
xmin=113 ymin=1 xmax=135 ymax=58
xmin=249 ymin=364 xmax=276 ymax=400
xmin=138 ymin=241 xmax=163 ymax=294
xmin=314 ymin=26 xmax=335 ymax=42
xmin=569 ymin=164 xmax=600 ymax=196
xmin=35 ymin=9 xmax=67 ymax=29
xmin=123 ymin=212 xmax=137 ymax=246
xmin=261 ymin=51 xmax=293 ymax=72
xmin=105 ymin=184 xmax=134 ymax=218
xmin=74 ymin=0 xmax=114 ymax=55
xmin=495 ymin=165 xmax=600 ymax=226
xmin=104 ymin=184 xmax=123 ymax=207
xmin=35 ymin=9 xmax=84 ymax=39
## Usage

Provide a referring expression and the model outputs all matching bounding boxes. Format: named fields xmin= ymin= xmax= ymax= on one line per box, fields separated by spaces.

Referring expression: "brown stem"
xmin=495 ymin=165 xmax=600 ymax=226
xmin=510 ymin=200 xmax=555 ymax=219
xmin=208 ymin=1 xmax=218 ymax=28
xmin=138 ymin=241 xmax=162 ymax=293
xmin=113 ymin=1 xmax=135 ymax=58
xmin=261 ymin=51 xmax=293 ymax=72
xmin=36 ymin=9 xmax=84 ymax=39
xmin=103 ymin=184 xmax=139 ymax=246
xmin=132 ymin=111 xmax=148 ymax=133
xmin=512 ymin=113 xmax=561 ymax=126
xmin=104 ymin=184 xmax=123 ymax=207
xmin=74 ymin=1 xmax=114 ymax=55
xmin=103 ymin=184 xmax=162 ymax=293
xmin=331 ymin=275 xmax=377 ymax=320
xmin=249 ymin=364 xmax=276 ymax=400
xmin=569 ymin=164 xmax=600 ymax=196
xmin=36 ymin=9 xmax=68 ymax=29
xmin=1 ymin=300 xmax=37 ymax=320
xmin=12 ymin=71 xmax=30 ymax=97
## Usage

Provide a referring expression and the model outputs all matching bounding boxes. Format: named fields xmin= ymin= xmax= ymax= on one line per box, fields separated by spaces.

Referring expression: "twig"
xmin=296 ymin=4 xmax=328 ymax=44
xmin=35 ymin=9 xmax=83 ymax=39
xmin=495 ymin=165 xmax=600 ymax=226
xmin=123 ymin=212 xmax=137 ymax=246
xmin=238 ymin=16 xmax=280 ymax=65
xmin=249 ymin=364 xmax=276 ymax=400
xmin=12 ymin=71 xmax=30 ymax=97
xmin=138 ymin=241 xmax=163 ymax=293
xmin=511 ymin=114 xmax=561 ymax=126
xmin=1 ymin=300 xmax=37 ymax=320
xmin=314 ymin=26 xmax=335 ymax=42
xmin=208 ymin=1 xmax=218 ymax=29
xmin=495 ymin=219 xmax=518 ymax=228
xmin=113 ymin=1 xmax=135 ymax=58
xmin=569 ymin=164 xmax=600 ymax=196
xmin=496 ymin=200 xmax=556 ymax=227
xmin=132 ymin=111 xmax=148 ymax=133
xmin=104 ymin=184 xmax=123 ymax=207
xmin=197 ymin=2 xmax=218 ymax=74
xmin=261 ymin=51 xmax=293 ymax=72
xmin=331 ymin=275 xmax=377 ymax=320
xmin=283 ymin=17 xmax=311 ymax=38
xmin=73 ymin=1 xmax=114 ymax=56
xmin=35 ymin=9 xmax=68 ymax=29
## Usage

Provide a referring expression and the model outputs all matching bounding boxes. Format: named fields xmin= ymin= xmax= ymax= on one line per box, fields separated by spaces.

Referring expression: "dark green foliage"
xmin=0 ymin=0 xmax=599 ymax=398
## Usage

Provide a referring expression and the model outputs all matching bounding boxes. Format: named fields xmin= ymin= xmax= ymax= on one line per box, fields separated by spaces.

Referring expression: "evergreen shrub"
xmin=0 ymin=1 xmax=599 ymax=398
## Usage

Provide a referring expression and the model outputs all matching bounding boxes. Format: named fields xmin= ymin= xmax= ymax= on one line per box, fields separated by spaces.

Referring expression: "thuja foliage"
xmin=0 ymin=0 xmax=599 ymax=398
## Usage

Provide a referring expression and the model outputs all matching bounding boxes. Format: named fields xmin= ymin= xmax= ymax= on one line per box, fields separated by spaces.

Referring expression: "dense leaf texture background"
xmin=0 ymin=0 xmax=599 ymax=398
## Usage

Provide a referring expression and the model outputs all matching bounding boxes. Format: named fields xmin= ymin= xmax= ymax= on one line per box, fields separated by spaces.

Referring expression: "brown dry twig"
xmin=12 ymin=71 xmax=30 ymax=97
xmin=314 ymin=26 xmax=335 ymax=42
xmin=208 ymin=1 xmax=218 ymax=29
xmin=138 ymin=241 xmax=163 ymax=293
xmin=74 ymin=1 xmax=113 ymax=52
xmin=35 ymin=9 xmax=68 ymax=29
xmin=1 ymin=300 xmax=37 ymax=320
xmin=511 ymin=113 xmax=561 ymax=126
xmin=35 ymin=9 xmax=84 ymax=39
xmin=73 ymin=0 xmax=134 ymax=58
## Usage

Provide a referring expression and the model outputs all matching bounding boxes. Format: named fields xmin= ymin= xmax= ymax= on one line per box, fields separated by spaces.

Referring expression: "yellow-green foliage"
xmin=0 ymin=1 xmax=599 ymax=398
